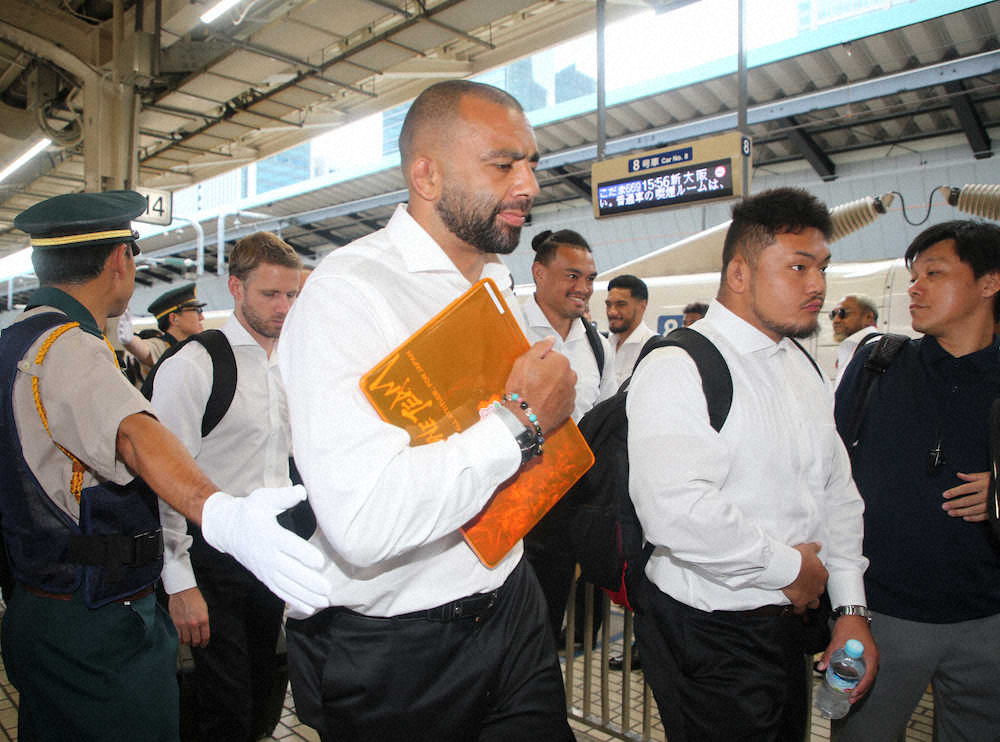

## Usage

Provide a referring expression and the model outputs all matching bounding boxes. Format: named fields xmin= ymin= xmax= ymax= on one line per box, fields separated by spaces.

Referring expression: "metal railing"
xmin=561 ymin=580 xmax=659 ymax=741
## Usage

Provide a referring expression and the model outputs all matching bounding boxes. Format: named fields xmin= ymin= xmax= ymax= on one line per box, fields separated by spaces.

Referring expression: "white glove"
xmin=201 ymin=485 xmax=330 ymax=614
xmin=117 ymin=308 xmax=134 ymax=345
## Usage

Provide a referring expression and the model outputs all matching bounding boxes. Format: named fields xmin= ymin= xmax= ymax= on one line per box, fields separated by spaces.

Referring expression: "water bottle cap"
xmin=844 ymin=639 xmax=864 ymax=658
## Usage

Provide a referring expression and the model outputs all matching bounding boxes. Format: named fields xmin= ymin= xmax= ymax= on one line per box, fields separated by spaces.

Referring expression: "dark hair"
xmin=531 ymin=229 xmax=592 ymax=265
xmin=904 ymin=219 xmax=1000 ymax=321
xmin=31 ymin=242 xmax=119 ymax=286
xmin=608 ymin=274 xmax=648 ymax=302
xmin=398 ymin=80 xmax=524 ymax=172
xmin=683 ymin=301 xmax=709 ymax=317
xmin=156 ymin=313 xmax=172 ymax=332
xmin=722 ymin=188 xmax=832 ymax=275
xmin=229 ymin=231 xmax=301 ymax=281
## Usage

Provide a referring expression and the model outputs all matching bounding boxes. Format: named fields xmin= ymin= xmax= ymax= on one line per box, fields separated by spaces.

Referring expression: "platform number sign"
xmin=135 ymin=187 xmax=173 ymax=226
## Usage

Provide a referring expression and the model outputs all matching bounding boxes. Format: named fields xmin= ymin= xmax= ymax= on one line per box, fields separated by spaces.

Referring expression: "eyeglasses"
xmin=179 ymin=307 xmax=204 ymax=316
xmin=829 ymin=308 xmax=852 ymax=320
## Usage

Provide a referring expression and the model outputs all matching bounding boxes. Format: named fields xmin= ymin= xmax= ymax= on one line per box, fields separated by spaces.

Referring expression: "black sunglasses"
xmin=829 ymin=308 xmax=852 ymax=320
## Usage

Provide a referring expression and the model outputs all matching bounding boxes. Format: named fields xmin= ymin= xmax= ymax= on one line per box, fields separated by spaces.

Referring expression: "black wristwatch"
xmin=493 ymin=404 xmax=538 ymax=465
xmin=833 ymin=605 xmax=872 ymax=625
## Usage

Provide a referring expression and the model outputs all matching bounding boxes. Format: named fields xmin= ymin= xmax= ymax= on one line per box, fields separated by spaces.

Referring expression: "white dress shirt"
xmin=278 ymin=204 xmax=524 ymax=618
xmin=627 ymin=301 xmax=867 ymax=612
xmin=151 ymin=314 xmax=292 ymax=594
xmin=834 ymin=326 xmax=881 ymax=388
xmin=608 ymin=321 xmax=657 ymax=390
xmin=522 ymin=297 xmax=615 ymax=422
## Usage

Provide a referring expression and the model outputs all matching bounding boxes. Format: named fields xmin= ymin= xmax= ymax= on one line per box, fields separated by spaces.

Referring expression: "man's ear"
xmin=980 ymin=270 xmax=1000 ymax=300
xmin=107 ymin=242 xmax=130 ymax=278
xmin=228 ymin=273 xmax=243 ymax=302
xmin=724 ymin=254 xmax=749 ymax=295
xmin=531 ymin=261 xmax=545 ymax=285
xmin=408 ymin=156 xmax=442 ymax=203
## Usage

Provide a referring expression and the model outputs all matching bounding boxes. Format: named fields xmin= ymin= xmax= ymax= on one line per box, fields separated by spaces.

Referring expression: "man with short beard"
xmin=149 ymin=232 xmax=303 ymax=742
xmin=627 ymin=188 xmax=875 ymax=742
xmin=277 ymin=80 xmax=577 ymax=741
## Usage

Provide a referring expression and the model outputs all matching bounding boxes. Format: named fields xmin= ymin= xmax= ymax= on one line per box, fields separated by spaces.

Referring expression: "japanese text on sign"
xmin=596 ymin=158 xmax=734 ymax=217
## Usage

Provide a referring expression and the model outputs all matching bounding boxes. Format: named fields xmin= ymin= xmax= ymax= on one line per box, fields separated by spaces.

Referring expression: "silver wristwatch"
xmin=833 ymin=605 xmax=872 ymax=625
xmin=493 ymin=404 xmax=538 ymax=465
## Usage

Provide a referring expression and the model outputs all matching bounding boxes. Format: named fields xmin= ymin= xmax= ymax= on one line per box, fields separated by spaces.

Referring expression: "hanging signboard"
xmin=134 ymin=187 xmax=173 ymax=226
xmin=591 ymin=131 xmax=750 ymax=218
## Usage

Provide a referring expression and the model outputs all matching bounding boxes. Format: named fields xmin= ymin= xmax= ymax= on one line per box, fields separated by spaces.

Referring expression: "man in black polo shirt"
xmin=833 ymin=220 xmax=1000 ymax=741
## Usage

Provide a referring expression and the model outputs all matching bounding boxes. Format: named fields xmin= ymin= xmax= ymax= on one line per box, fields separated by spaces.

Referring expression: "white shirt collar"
xmin=385 ymin=203 xmax=514 ymax=290
xmin=705 ymin=299 xmax=794 ymax=357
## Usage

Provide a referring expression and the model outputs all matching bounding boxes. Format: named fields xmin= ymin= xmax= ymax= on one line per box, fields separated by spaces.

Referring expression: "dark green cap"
xmin=148 ymin=282 xmax=206 ymax=319
xmin=13 ymin=190 xmax=146 ymax=250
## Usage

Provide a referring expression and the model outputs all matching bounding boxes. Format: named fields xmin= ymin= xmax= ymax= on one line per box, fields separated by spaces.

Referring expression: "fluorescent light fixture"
xmin=0 ymin=139 xmax=51 ymax=184
xmin=200 ymin=0 xmax=241 ymax=23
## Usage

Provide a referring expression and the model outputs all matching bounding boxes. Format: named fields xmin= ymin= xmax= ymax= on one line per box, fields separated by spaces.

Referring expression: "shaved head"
xmin=398 ymin=80 xmax=525 ymax=174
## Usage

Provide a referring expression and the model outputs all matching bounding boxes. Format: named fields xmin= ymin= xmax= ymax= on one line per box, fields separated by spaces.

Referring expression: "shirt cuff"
xmin=757 ymin=539 xmax=803 ymax=591
xmin=160 ymin=553 xmax=197 ymax=595
xmin=473 ymin=411 xmax=523 ymax=481
xmin=826 ymin=571 xmax=867 ymax=609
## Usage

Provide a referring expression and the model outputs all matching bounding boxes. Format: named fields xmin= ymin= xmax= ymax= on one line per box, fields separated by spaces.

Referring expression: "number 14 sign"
xmin=135 ymin=187 xmax=173 ymax=226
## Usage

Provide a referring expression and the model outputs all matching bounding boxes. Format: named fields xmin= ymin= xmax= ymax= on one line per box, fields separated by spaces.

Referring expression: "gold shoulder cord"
xmin=29 ymin=322 xmax=116 ymax=504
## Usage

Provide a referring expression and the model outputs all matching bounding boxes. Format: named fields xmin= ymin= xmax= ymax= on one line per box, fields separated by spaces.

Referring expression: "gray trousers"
xmin=832 ymin=609 xmax=1000 ymax=742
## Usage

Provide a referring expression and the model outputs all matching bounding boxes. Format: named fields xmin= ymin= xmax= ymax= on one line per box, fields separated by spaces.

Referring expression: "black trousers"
xmin=524 ymin=502 xmax=602 ymax=643
xmin=286 ymin=558 xmax=574 ymax=742
xmin=635 ymin=575 xmax=809 ymax=742
xmin=188 ymin=526 xmax=285 ymax=742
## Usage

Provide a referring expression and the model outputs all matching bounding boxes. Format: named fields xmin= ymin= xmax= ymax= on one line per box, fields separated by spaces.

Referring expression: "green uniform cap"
xmin=147 ymin=282 xmax=206 ymax=319
xmin=13 ymin=190 xmax=146 ymax=250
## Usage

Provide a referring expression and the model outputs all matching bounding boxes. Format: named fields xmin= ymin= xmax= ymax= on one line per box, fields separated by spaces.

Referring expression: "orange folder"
xmin=360 ymin=278 xmax=594 ymax=567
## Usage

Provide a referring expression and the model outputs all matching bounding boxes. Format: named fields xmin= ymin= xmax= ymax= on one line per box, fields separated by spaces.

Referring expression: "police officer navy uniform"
xmin=0 ymin=191 xmax=330 ymax=742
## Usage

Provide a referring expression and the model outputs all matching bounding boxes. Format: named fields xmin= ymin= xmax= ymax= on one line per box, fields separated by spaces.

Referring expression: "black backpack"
xmin=140 ymin=329 xmax=237 ymax=437
xmin=568 ymin=327 xmax=733 ymax=611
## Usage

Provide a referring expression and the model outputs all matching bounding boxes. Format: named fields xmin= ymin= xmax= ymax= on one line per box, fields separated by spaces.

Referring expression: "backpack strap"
xmin=633 ymin=327 xmax=733 ymax=433
xmin=851 ymin=331 xmax=884 ymax=360
xmin=789 ymin=338 xmax=824 ymax=380
xmin=582 ymin=317 xmax=605 ymax=378
xmin=843 ymin=333 xmax=909 ymax=448
xmin=141 ymin=329 xmax=237 ymax=438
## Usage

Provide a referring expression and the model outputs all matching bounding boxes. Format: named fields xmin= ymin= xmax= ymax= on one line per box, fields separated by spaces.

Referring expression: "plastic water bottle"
xmin=815 ymin=639 xmax=866 ymax=720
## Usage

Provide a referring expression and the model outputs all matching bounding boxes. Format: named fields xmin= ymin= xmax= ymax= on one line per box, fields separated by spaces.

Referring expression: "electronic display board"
xmin=591 ymin=131 xmax=749 ymax=219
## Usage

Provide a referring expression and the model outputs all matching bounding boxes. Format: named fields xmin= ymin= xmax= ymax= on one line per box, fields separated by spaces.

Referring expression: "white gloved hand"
xmin=117 ymin=308 xmax=134 ymax=345
xmin=201 ymin=485 xmax=330 ymax=614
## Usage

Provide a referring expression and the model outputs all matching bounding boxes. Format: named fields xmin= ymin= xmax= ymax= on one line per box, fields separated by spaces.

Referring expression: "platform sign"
xmin=592 ymin=132 xmax=750 ymax=219
xmin=135 ymin=187 xmax=173 ymax=226
xmin=658 ymin=315 xmax=684 ymax=335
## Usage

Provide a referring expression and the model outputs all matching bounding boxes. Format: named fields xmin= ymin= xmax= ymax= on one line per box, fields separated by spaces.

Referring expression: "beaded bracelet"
xmin=502 ymin=393 xmax=545 ymax=455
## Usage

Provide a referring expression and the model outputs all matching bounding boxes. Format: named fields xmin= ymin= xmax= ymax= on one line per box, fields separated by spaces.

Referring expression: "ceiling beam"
xmin=944 ymin=80 xmax=992 ymax=159
xmin=780 ymin=116 xmax=836 ymax=181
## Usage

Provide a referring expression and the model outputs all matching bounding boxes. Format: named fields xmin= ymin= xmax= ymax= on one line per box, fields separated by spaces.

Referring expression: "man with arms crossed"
xmin=628 ymin=187 xmax=876 ymax=741
xmin=151 ymin=232 xmax=302 ymax=742
xmin=833 ymin=220 xmax=1000 ymax=742
xmin=279 ymin=80 xmax=577 ymax=741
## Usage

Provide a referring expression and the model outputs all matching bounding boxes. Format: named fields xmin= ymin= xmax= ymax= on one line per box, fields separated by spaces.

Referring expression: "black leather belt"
xmin=394 ymin=589 xmax=500 ymax=623
xmin=718 ymin=603 xmax=796 ymax=618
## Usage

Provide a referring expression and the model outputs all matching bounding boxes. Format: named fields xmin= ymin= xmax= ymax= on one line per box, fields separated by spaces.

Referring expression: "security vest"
xmin=0 ymin=312 xmax=163 ymax=608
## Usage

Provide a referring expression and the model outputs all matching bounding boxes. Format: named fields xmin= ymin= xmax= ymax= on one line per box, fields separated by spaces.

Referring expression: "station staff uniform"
xmin=0 ymin=191 xmax=177 ymax=742
xmin=142 ymin=283 xmax=206 ymax=369
xmin=278 ymin=203 xmax=573 ymax=742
